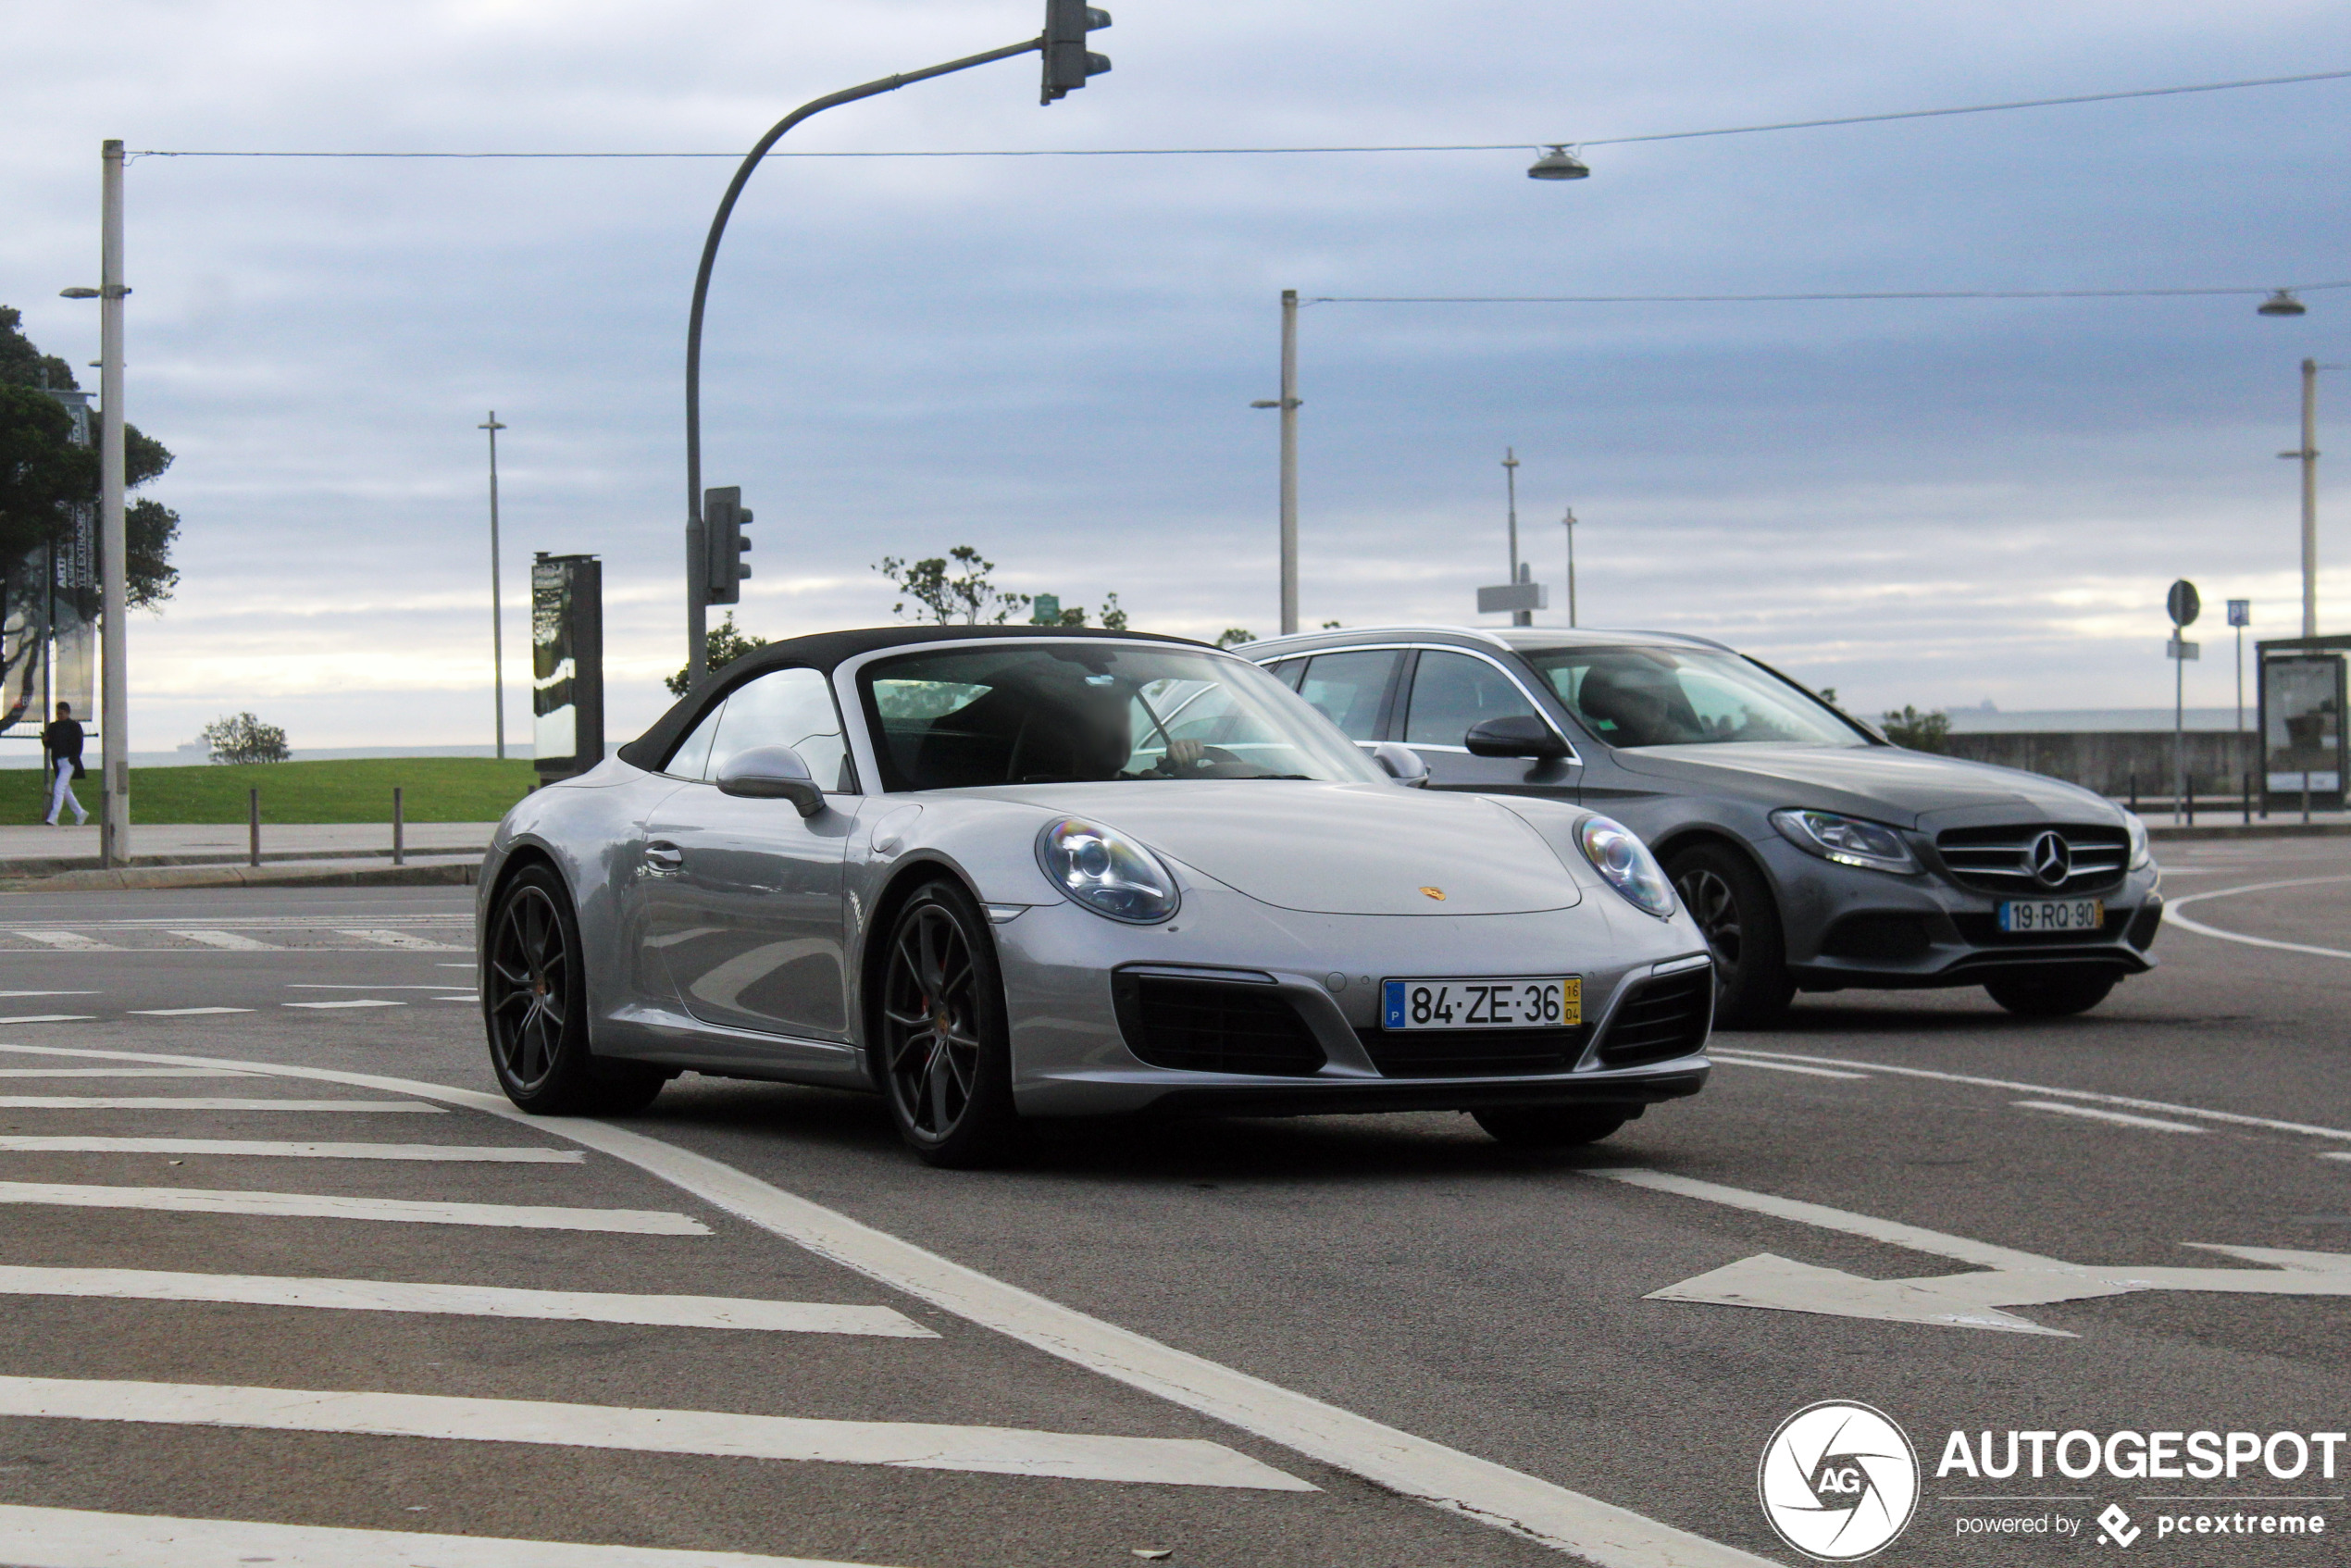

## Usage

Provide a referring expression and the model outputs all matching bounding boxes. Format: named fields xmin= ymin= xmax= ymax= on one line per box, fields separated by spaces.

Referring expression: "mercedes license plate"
xmin=1381 ymin=977 xmax=1581 ymax=1031
xmin=1997 ymin=899 xmax=2104 ymax=934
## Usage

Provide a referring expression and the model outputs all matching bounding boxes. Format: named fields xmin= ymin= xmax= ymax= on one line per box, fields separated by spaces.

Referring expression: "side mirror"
xmin=1368 ymin=741 xmax=1430 ymax=787
xmin=715 ymin=744 xmax=827 ymax=817
xmin=1464 ymin=716 xmax=1570 ymax=760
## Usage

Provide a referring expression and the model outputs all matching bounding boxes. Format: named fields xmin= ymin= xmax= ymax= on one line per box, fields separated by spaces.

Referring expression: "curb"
xmin=0 ymin=860 xmax=479 ymax=893
xmin=0 ymin=844 xmax=489 ymax=878
xmin=2147 ymin=822 xmax=2351 ymax=841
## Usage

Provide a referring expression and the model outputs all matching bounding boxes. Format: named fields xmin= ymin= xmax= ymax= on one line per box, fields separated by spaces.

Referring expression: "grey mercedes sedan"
xmin=479 ymin=627 xmax=1716 ymax=1164
xmin=1245 ymin=626 xmax=2161 ymax=1027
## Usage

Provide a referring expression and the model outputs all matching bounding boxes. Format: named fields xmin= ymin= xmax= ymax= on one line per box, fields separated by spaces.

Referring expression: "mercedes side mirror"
xmin=1463 ymin=716 xmax=1570 ymax=759
xmin=1368 ymin=741 xmax=1430 ymax=787
xmin=715 ymin=744 xmax=827 ymax=817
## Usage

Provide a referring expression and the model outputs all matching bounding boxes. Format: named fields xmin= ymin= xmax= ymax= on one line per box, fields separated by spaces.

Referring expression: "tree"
xmin=201 ymin=712 xmax=290 ymax=764
xmin=1881 ymin=704 xmax=1951 ymax=753
xmin=0 ymin=306 xmax=180 ymax=609
xmin=1213 ymin=628 xmax=1256 ymax=649
xmin=665 ymin=612 xmax=767 ymax=697
xmin=875 ymin=546 xmax=1031 ymax=625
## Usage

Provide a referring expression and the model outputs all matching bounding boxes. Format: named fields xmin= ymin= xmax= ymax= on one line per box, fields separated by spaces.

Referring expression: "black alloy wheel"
xmin=485 ymin=864 xmax=665 ymax=1114
xmin=1663 ymin=842 xmax=1794 ymax=1029
xmin=877 ymin=880 xmax=1023 ymax=1167
xmin=1472 ymin=1106 xmax=1627 ymax=1148
xmin=1984 ymin=965 xmax=2120 ymax=1018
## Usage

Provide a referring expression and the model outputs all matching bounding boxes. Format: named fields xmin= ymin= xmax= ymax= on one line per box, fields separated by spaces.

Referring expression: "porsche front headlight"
xmin=1576 ymin=814 xmax=1677 ymax=920
xmin=1035 ymin=816 xmax=1180 ymax=924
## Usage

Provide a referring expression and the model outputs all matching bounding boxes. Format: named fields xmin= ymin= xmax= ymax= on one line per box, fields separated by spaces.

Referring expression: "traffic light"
xmin=703 ymin=485 xmax=753 ymax=605
xmin=1040 ymin=0 xmax=1110 ymax=104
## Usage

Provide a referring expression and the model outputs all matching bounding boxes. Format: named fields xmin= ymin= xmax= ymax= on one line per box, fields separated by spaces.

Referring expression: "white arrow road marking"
xmin=0 ymin=1377 xmax=1312 ymax=1490
xmin=0 ymin=1267 xmax=935 ymax=1336
xmin=1586 ymin=1168 xmax=2351 ymax=1336
xmin=0 ymin=1181 xmax=709 ymax=1234
xmin=0 ymin=1040 xmax=1784 ymax=1568
xmin=0 ymin=1503 xmax=901 ymax=1568
xmin=2164 ymin=874 xmax=2351 ymax=960
xmin=2011 ymin=1100 xmax=2208 ymax=1133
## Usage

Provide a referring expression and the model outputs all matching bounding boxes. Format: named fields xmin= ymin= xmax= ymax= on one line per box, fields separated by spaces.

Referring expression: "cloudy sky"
xmin=6 ymin=1 xmax=2347 ymax=752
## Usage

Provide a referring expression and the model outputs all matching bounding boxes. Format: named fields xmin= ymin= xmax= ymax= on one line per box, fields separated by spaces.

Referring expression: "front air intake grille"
xmin=1354 ymin=1026 xmax=1587 ymax=1078
xmin=1595 ymin=968 xmax=1713 ymax=1067
xmin=1934 ymin=824 xmax=2131 ymax=897
xmin=1113 ymin=975 xmax=1326 ymax=1076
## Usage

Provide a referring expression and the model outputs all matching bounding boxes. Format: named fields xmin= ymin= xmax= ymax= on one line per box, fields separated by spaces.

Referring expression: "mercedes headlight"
xmin=1771 ymin=808 xmax=1920 ymax=876
xmin=1576 ymin=815 xmax=1677 ymax=919
xmin=1035 ymin=816 xmax=1180 ymax=924
xmin=2125 ymin=812 xmax=2152 ymax=871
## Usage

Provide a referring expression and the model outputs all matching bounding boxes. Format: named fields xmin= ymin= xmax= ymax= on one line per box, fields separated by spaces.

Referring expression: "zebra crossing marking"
xmin=341 ymin=928 xmax=468 ymax=952
xmin=0 ymin=1376 xmax=1312 ymax=1489
xmin=168 ymin=929 xmax=280 ymax=950
xmin=8 ymin=931 xmax=115 ymax=952
xmin=285 ymin=1000 xmax=407 ymax=1010
xmin=0 ymin=1181 xmax=709 ymax=1234
xmin=0 ymin=1267 xmax=935 ymax=1336
xmin=129 ymin=1007 xmax=256 ymax=1017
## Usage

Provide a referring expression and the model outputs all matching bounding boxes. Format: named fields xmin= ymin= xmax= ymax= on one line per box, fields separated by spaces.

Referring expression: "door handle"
xmin=644 ymin=842 xmax=684 ymax=871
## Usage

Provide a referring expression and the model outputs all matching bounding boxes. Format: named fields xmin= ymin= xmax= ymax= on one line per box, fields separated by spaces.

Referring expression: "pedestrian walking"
xmin=41 ymin=702 xmax=88 ymax=828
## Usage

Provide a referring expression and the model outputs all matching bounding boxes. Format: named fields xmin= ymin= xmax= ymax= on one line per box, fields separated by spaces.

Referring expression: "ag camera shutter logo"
xmin=1758 ymin=1400 xmax=1921 ymax=1561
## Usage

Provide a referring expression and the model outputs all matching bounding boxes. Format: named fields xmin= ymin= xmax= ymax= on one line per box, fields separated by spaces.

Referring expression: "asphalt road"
xmin=0 ymin=845 xmax=2344 ymax=1567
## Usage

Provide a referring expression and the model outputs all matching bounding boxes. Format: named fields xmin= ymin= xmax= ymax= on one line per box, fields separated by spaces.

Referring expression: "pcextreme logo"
xmin=1758 ymin=1400 xmax=1922 ymax=1562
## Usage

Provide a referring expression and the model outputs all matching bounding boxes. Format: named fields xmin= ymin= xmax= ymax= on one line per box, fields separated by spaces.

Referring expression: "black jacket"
xmin=42 ymin=719 xmax=84 ymax=770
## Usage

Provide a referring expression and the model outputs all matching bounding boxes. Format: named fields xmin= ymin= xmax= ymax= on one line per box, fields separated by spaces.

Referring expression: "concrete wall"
xmin=1943 ymin=730 xmax=2255 ymax=802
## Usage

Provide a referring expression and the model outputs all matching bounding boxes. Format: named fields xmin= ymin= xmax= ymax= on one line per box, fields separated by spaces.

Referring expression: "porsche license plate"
xmin=1381 ymin=977 xmax=1581 ymax=1031
xmin=1997 ymin=899 xmax=2104 ymax=934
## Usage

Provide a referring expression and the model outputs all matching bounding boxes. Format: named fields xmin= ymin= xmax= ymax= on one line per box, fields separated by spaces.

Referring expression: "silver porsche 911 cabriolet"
xmin=479 ymin=627 xmax=1716 ymax=1165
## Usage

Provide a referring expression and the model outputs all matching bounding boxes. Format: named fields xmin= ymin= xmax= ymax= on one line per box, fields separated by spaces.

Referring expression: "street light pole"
xmin=1501 ymin=449 xmax=1529 ymax=627
xmin=683 ymin=33 xmax=1053 ymax=686
xmin=97 ymin=140 xmax=129 ymax=869
xmin=1250 ymin=289 xmax=1301 ymax=635
xmin=479 ymin=412 xmax=508 ymax=760
xmin=2279 ymin=359 xmax=2321 ymax=638
xmin=1561 ymin=507 xmax=1578 ymax=628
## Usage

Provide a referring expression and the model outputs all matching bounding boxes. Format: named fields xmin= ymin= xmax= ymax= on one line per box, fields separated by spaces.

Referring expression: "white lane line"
xmin=1709 ymin=1049 xmax=2351 ymax=1144
xmin=0 ymin=1267 xmax=935 ymax=1337
xmin=168 ymin=929 xmax=281 ymax=951
xmin=0 ymin=1015 xmax=94 ymax=1025
xmin=129 ymin=1007 xmax=256 ymax=1016
xmin=2163 ymin=874 xmax=2351 ymax=960
xmin=1584 ymin=1167 xmax=2063 ymax=1270
xmin=0 ymin=1041 xmax=1781 ymax=1568
xmin=2013 ymin=1100 xmax=2208 ymax=1134
xmin=0 ymin=990 xmax=99 ymax=998
xmin=289 ymin=984 xmax=482 ymax=991
xmin=1710 ymin=1057 xmax=1870 ymax=1080
xmin=285 ymin=1000 xmax=407 ymax=1010
xmin=0 ymin=1097 xmax=440 ymax=1113
xmin=0 ymin=1182 xmax=709 ymax=1235
xmin=0 ymin=1067 xmax=257 ymax=1078
xmin=7 ymin=931 xmax=115 ymax=952
xmin=0 ymin=1376 xmax=1310 ymax=1491
xmin=0 ymin=1503 xmax=909 ymax=1567
xmin=434 ymin=995 xmax=479 ymax=1002
xmin=340 ymin=928 xmax=469 ymax=952
xmin=0 ymin=1138 xmax=580 ymax=1162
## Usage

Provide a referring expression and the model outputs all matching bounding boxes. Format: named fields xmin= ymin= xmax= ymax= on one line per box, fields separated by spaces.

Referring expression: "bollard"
xmin=2304 ymin=772 xmax=2313 ymax=826
xmin=2242 ymin=770 xmax=2252 ymax=827
xmin=247 ymin=788 xmax=260 ymax=867
xmin=2184 ymin=776 xmax=2195 ymax=828
xmin=2127 ymin=774 xmax=2137 ymax=815
xmin=392 ymin=786 xmax=405 ymax=866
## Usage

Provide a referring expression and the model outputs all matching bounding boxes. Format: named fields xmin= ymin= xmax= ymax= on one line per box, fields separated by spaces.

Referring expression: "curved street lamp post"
xmin=683 ymin=6 xmax=1110 ymax=684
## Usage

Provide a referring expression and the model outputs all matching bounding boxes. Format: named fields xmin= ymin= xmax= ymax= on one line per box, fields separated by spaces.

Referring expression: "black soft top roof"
xmin=615 ymin=623 xmax=1206 ymax=771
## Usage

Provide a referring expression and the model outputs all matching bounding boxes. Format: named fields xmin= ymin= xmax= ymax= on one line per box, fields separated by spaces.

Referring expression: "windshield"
xmin=1524 ymin=646 xmax=1868 ymax=749
xmin=859 ymin=641 xmax=1387 ymax=790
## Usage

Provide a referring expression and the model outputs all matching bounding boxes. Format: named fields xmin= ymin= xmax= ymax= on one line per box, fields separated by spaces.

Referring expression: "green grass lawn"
xmin=9 ymin=757 xmax=539 ymax=826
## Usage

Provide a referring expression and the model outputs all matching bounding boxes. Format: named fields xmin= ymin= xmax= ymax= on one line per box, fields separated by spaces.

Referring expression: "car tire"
xmin=1984 ymin=966 xmax=2119 ymax=1018
xmin=1664 ymin=842 xmax=1794 ymax=1029
xmin=876 ymin=879 xmax=1026 ymax=1169
xmin=484 ymin=864 xmax=667 ymax=1115
xmin=1472 ymin=1107 xmax=1627 ymax=1148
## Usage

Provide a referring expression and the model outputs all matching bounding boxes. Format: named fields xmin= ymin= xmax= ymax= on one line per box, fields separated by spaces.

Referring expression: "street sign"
xmin=2227 ymin=598 xmax=2250 ymax=628
xmin=2166 ymin=579 xmax=2201 ymax=628
xmin=1476 ymin=582 xmax=1547 ymax=614
xmin=2166 ymin=638 xmax=2200 ymax=661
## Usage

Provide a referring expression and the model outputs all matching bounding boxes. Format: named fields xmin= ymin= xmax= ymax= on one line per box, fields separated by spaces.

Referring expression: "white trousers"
xmin=45 ymin=758 xmax=84 ymax=825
